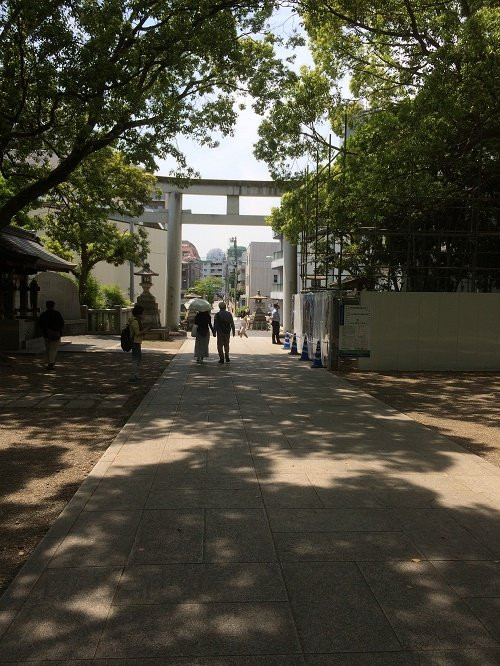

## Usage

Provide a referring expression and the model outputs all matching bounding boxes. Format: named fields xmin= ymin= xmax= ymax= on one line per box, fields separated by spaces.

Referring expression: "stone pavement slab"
xmin=94 ymin=602 xmax=301 ymax=659
xmin=1 ymin=335 xmax=499 ymax=661
xmin=282 ymin=561 xmax=401 ymax=652
xmin=358 ymin=561 xmax=498 ymax=650
xmin=112 ymin=562 xmax=288 ymax=605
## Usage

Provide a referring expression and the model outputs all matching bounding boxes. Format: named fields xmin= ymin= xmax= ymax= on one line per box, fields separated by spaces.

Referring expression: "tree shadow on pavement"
xmin=341 ymin=371 xmax=500 ymax=462
xmin=0 ymin=350 xmax=173 ymax=595
xmin=0 ymin=353 xmax=499 ymax=663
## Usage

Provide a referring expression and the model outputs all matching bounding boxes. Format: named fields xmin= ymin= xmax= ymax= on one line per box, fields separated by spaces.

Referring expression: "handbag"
xmin=191 ymin=324 xmax=198 ymax=337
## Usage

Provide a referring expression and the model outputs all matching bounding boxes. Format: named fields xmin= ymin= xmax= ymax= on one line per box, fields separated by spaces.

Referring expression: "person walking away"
xmin=271 ymin=302 xmax=281 ymax=344
xmin=213 ymin=302 xmax=235 ymax=363
xmin=38 ymin=300 xmax=64 ymax=370
xmin=238 ymin=310 xmax=250 ymax=338
xmin=128 ymin=304 xmax=149 ymax=382
xmin=194 ymin=309 xmax=214 ymax=363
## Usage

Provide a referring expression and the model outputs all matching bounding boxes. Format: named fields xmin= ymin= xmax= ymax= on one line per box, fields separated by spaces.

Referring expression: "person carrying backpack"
xmin=213 ymin=302 xmax=235 ymax=364
xmin=128 ymin=304 xmax=149 ymax=382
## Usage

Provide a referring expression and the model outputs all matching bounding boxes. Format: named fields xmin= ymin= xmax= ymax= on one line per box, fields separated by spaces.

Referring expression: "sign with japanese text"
xmin=339 ymin=305 xmax=371 ymax=357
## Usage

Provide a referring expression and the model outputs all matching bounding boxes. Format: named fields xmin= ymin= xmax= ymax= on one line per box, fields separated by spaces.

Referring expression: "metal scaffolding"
xmin=298 ymin=135 xmax=500 ymax=294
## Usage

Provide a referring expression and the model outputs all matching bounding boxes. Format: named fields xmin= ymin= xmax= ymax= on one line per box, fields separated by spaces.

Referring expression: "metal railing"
xmin=84 ymin=306 xmax=133 ymax=333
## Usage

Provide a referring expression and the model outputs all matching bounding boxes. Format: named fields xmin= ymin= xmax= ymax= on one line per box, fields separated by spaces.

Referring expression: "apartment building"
xmin=245 ymin=241 xmax=280 ymax=314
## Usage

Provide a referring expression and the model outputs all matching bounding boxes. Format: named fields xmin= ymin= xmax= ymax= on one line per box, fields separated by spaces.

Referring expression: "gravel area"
xmin=340 ymin=371 xmax=500 ymax=468
xmin=0 ymin=341 xmax=182 ymax=596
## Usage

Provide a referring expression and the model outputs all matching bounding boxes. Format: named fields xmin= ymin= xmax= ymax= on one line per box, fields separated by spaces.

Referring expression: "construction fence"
xmin=291 ymin=292 xmax=500 ymax=371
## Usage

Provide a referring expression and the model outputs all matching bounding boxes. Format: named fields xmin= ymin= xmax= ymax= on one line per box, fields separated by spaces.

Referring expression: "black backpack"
xmin=120 ymin=324 xmax=132 ymax=352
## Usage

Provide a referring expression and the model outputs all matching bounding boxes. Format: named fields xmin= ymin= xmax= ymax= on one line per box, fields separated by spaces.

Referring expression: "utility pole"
xmin=224 ymin=256 xmax=229 ymax=302
xmin=229 ymin=236 xmax=237 ymax=310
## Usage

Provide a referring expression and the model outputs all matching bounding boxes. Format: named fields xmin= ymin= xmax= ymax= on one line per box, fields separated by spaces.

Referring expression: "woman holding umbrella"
xmin=191 ymin=299 xmax=214 ymax=363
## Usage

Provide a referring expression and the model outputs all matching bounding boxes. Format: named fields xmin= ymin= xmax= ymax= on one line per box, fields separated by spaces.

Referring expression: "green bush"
xmin=102 ymin=283 xmax=132 ymax=308
xmin=80 ymin=275 xmax=104 ymax=308
xmin=236 ymin=306 xmax=249 ymax=317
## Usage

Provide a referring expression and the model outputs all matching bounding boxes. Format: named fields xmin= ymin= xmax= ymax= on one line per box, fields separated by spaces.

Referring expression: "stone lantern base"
xmin=252 ymin=309 xmax=269 ymax=330
xmin=136 ymin=292 xmax=160 ymax=328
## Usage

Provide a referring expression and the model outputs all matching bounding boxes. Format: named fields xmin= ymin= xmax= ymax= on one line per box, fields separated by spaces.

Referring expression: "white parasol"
xmin=186 ymin=298 xmax=211 ymax=312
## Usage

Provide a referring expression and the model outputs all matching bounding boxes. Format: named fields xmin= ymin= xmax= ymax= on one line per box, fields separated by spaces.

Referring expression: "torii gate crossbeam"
xmin=157 ymin=179 xmax=296 ymax=331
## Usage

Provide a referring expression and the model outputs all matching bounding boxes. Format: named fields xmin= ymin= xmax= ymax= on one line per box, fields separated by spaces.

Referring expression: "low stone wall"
xmin=63 ymin=319 xmax=87 ymax=336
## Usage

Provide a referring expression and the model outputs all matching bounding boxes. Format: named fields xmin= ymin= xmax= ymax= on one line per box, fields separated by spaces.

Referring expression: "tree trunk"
xmin=78 ymin=244 xmax=91 ymax=305
xmin=78 ymin=268 xmax=89 ymax=305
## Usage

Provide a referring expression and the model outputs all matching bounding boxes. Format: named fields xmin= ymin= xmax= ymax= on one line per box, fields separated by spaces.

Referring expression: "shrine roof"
xmin=0 ymin=226 xmax=76 ymax=273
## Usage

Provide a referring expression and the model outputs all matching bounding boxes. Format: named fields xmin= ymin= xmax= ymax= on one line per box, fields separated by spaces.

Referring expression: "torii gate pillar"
xmin=166 ymin=192 xmax=182 ymax=330
xmin=160 ymin=179 xmax=286 ymax=330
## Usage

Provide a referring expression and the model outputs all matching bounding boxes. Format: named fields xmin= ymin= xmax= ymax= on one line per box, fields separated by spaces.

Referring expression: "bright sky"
xmin=154 ymin=8 xmax=312 ymax=260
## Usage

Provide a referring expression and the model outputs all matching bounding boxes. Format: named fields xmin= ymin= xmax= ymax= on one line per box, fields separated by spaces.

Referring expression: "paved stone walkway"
xmin=1 ymin=336 xmax=499 ymax=663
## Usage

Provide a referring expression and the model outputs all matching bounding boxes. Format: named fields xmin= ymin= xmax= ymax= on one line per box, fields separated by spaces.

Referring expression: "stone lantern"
xmin=250 ymin=290 xmax=268 ymax=330
xmin=134 ymin=263 xmax=160 ymax=327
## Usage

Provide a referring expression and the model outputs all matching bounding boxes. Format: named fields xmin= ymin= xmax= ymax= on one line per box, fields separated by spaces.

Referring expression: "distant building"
xmin=245 ymin=241 xmax=280 ymax=313
xmin=182 ymin=240 xmax=200 ymax=261
xmin=202 ymin=258 xmax=225 ymax=279
xmin=181 ymin=240 xmax=202 ymax=290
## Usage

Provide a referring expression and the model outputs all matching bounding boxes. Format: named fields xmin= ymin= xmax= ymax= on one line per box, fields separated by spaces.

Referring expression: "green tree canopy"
xmin=192 ymin=276 xmax=224 ymax=303
xmin=0 ymin=0 xmax=290 ymax=229
xmin=227 ymin=245 xmax=246 ymax=261
xmin=256 ymin=0 xmax=500 ymax=290
xmin=27 ymin=147 xmax=156 ymax=303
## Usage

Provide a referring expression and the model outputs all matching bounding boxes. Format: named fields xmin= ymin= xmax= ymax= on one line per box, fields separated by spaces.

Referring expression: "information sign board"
xmin=339 ymin=305 xmax=371 ymax=357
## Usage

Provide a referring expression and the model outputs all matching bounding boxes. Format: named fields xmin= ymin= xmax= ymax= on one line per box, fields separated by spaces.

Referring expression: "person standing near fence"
xmin=38 ymin=300 xmax=64 ymax=371
xmin=271 ymin=302 xmax=281 ymax=344
xmin=213 ymin=302 xmax=235 ymax=363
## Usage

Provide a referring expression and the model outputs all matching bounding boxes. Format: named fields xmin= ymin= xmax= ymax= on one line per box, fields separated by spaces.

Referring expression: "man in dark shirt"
xmin=38 ymin=300 xmax=64 ymax=370
xmin=213 ymin=302 xmax=235 ymax=363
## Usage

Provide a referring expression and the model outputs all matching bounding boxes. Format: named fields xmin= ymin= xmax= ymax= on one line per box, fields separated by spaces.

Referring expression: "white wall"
xmin=92 ymin=220 xmax=167 ymax=320
xmin=37 ymin=272 xmax=81 ymax=320
xmin=358 ymin=292 xmax=500 ymax=371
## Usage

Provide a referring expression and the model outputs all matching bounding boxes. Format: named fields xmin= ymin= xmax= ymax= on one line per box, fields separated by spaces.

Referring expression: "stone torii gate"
xmin=151 ymin=178 xmax=297 ymax=332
